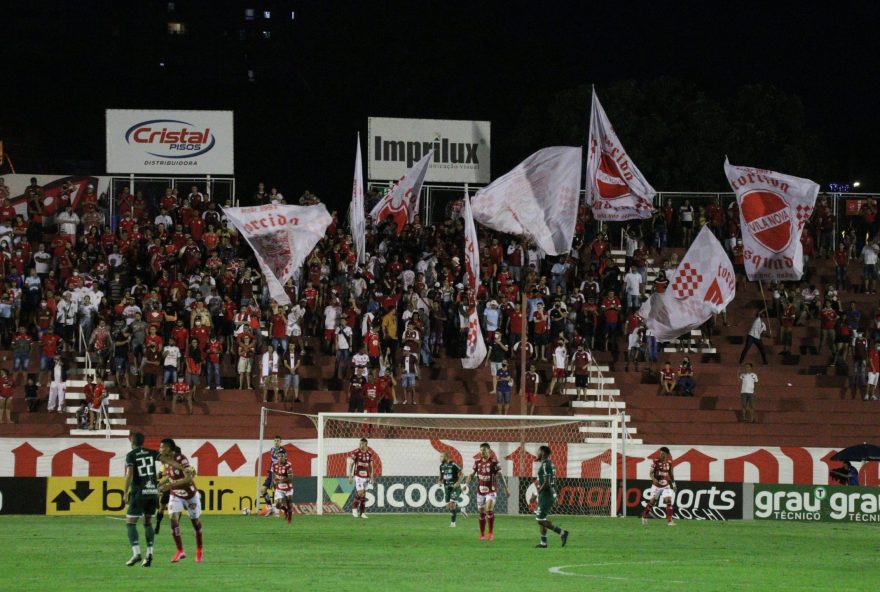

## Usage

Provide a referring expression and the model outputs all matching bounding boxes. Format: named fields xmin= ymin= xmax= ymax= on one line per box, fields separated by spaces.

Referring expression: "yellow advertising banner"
xmin=46 ymin=477 xmax=260 ymax=516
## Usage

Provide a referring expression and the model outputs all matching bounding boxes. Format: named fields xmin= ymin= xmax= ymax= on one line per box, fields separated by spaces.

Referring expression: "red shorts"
xmin=364 ymin=405 xmax=379 ymax=414
xmin=324 ymin=329 xmax=335 ymax=342
xmin=525 ymin=392 xmax=536 ymax=404
xmin=552 ymin=368 xmax=567 ymax=379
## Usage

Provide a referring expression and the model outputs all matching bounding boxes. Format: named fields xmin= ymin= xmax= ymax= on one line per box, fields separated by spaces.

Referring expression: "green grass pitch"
xmin=0 ymin=514 xmax=876 ymax=591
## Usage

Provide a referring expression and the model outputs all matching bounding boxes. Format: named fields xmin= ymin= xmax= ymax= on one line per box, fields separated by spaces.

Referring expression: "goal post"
xmin=314 ymin=413 xmax=621 ymax=518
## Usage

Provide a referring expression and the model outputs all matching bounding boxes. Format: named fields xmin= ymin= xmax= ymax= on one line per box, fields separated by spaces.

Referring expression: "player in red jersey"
xmin=270 ymin=449 xmax=295 ymax=524
xmin=465 ymin=443 xmax=509 ymax=541
xmin=348 ymin=438 xmax=374 ymax=519
xmin=158 ymin=439 xmax=205 ymax=562
xmin=642 ymin=446 xmax=676 ymax=526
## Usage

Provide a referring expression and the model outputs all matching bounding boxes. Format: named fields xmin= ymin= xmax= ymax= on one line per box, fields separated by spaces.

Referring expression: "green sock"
xmin=126 ymin=523 xmax=140 ymax=554
xmin=144 ymin=523 xmax=155 ymax=553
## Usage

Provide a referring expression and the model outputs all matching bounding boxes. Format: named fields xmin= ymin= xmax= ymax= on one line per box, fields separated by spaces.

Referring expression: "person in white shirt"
xmin=47 ymin=355 xmax=66 ymax=412
xmin=260 ymin=345 xmax=280 ymax=403
xmin=739 ymin=310 xmax=769 ymax=365
xmin=153 ymin=208 xmax=173 ymax=229
xmin=284 ymin=346 xmax=301 ymax=402
xmin=334 ymin=319 xmax=353 ymax=379
xmin=548 ymin=343 xmax=568 ymax=396
xmin=55 ymin=206 xmax=80 ymax=238
xmin=623 ymin=266 xmax=643 ymax=311
xmin=861 ymin=241 xmax=879 ymax=294
xmin=323 ymin=301 xmax=340 ymax=354
xmin=738 ymin=363 xmax=759 ymax=423
xmin=33 ymin=246 xmax=52 ymax=276
xmin=351 ymin=346 xmax=369 ymax=379
xmin=162 ymin=340 xmax=181 ymax=398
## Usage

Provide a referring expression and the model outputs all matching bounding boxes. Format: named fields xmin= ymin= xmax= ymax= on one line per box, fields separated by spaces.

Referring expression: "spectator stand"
xmin=66 ymin=327 xmax=128 ymax=437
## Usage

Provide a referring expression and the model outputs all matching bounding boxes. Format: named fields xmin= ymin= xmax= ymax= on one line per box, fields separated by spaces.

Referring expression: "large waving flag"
xmin=724 ymin=158 xmax=819 ymax=282
xmin=224 ymin=204 xmax=332 ymax=305
xmin=369 ymin=149 xmax=433 ymax=235
xmin=586 ymin=89 xmax=656 ymax=221
xmin=461 ymin=188 xmax=487 ymax=369
xmin=471 ymin=147 xmax=582 ymax=256
xmin=350 ymin=133 xmax=366 ymax=265
xmin=639 ymin=226 xmax=735 ymax=342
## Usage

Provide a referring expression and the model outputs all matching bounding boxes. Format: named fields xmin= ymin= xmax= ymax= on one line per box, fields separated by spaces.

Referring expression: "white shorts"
xmin=354 ymin=476 xmax=369 ymax=492
xmin=274 ymin=488 xmax=293 ymax=502
xmin=869 ymin=372 xmax=879 ymax=386
xmin=476 ymin=491 xmax=497 ymax=508
xmin=646 ymin=484 xmax=675 ymax=503
xmin=169 ymin=494 xmax=202 ymax=519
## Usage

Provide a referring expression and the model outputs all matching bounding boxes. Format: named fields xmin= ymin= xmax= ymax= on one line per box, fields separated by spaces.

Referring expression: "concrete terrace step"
xmin=65 ymin=392 xmax=121 ymax=401
xmin=69 ymin=428 xmax=130 ymax=437
xmin=66 ymin=417 xmax=128 ymax=425
xmin=572 ymin=400 xmax=625 ymax=409
xmin=662 ymin=347 xmax=717 ymax=354
xmin=64 ymin=406 xmax=125 ymax=414
xmin=565 ymin=376 xmax=615 ymax=385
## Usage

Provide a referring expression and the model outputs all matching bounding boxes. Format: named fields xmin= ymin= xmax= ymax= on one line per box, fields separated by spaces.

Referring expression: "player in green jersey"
xmin=123 ymin=432 xmax=160 ymax=567
xmin=437 ymin=451 xmax=467 ymax=527
xmin=530 ymin=445 xmax=569 ymax=548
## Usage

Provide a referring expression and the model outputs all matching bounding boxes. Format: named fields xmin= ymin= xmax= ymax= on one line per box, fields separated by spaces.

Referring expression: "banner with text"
xmin=106 ymin=109 xmax=234 ymax=174
xmin=2 ymin=174 xmax=112 ymax=219
xmin=754 ymin=484 xmax=880 ymax=522
xmin=368 ymin=117 xmax=490 ymax=183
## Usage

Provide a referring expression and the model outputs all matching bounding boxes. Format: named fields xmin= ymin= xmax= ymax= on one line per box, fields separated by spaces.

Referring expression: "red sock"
xmin=172 ymin=524 xmax=184 ymax=551
xmin=666 ymin=505 xmax=673 ymax=523
xmin=487 ymin=511 xmax=495 ymax=534
xmin=479 ymin=514 xmax=486 ymax=535
xmin=642 ymin=504 xmax=651 ymax=519
xmin=193 ymin=520 xmax=203 ymax=548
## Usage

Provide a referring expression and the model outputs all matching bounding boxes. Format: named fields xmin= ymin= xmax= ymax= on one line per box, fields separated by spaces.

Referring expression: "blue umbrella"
xmin=831 ymin=443 xmax=880 ymax=462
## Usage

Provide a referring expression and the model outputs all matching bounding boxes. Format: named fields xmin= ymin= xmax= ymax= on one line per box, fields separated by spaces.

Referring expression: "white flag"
xmin=224 ymin=204 xmax=332 ymax=305
xmin=350 ymin=133 xmax=366 ymax=265
xmin=471 ymin=147 xmax=581 ymax=256
xmin=638 ymin=226 xmax=735 ymax=342
xmin=586 ymin=89 xmax=656 ymax=221
xmin=724 ymin=158 xmax=819 ymax=282
xmin=369 ymin=149 xmax=433 ymax=235
xmin=462 ymin=189 xmax=487 ymax=369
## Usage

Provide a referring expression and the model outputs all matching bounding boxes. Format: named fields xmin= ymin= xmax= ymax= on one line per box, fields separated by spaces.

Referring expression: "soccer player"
xmin=530 ymin=445 xmax=569 ymax=548
xmin=123 ymin=432 xmax=160 ymax=567
xmin=154 ymin=468 xmax=170 ymax=535
xmin=437 ymin=451 xmax=465 ymax=527
xmin=270 ymin=449 xmax=295 ymax=524
xmin=158 ymin=438 xmax=205 ymax=562
xmin=642 ymin=446 xmax=676 ymax=526
xmin=465 ymin=443 xmax=509 ymax=541
xmin=260 ymin=436 xmax=286 ymax=514
xmin=347 ymin=438 xmax=374 ymax=519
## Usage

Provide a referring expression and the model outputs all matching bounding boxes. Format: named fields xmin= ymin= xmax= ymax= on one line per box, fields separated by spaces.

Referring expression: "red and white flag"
xmin=471 ymin=146 xmax=581 ymax=256
xmin=224 ymin=203 xmax=332 ymax=305
xmin=350 ymin=133 xmax=367 ymax=265
xmin=369 ymin=149 xmax=433 ymax=235
xmin=586 ymin=89 xmax=656 ymax=221
xmin=724 ymin=158 xmax=819 ymax=282
xmin=462 ymin=188 xmax=487 ymax=369
xmin=639 ymin=226 xmax=735 ymax=342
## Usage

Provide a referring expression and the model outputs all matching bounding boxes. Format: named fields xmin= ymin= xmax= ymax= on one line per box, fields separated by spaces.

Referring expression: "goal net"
xmin=313 ymin=413 xmax=622 ymax=518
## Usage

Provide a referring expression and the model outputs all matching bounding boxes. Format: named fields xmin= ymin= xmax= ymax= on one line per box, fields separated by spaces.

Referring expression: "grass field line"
xmin=549 ymin=559 xmax=732 ymax=584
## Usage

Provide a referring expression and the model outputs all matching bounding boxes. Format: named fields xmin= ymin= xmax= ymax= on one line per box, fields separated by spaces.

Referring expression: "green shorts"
xmin=444 ymin=485 xmax=462 ymax=503
xmin=127 ymin=493 xmax=159 ymax=518
xmin=534 ymin=493 xmax=556 ymax=521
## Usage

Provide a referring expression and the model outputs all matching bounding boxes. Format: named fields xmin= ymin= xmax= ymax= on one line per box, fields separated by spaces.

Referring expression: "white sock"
xmin=147 ymin=545 xmax=153 ymax=556
xmin=132 ymin=544 xmax=141 ymax=556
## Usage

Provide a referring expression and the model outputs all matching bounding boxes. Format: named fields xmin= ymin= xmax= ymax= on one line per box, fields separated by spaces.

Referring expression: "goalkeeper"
xmin=437 ymin=452 xmax=467 ymax=527
xmin=530 ymin=445 xmax=569 ymax=548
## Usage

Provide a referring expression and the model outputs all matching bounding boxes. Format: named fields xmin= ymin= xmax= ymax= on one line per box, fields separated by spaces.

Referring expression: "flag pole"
xmin=520 ymin=240 xmax=528 ymax=416
xmin=758 ymin=280 xmax=773 ymax=339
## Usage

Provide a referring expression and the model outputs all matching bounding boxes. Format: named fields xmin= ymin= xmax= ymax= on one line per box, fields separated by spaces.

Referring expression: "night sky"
xmin=3 ymin=1 xmax=879 ymax=210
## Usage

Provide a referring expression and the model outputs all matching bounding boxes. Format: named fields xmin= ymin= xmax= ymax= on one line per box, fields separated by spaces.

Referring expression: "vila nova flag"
xmin=224 ymin=204 xmax=332 ymax=305
xmin=639 ymin=226 xmax=735 ymax=342
xmin=724 ymin=158 xmax=819 ymax=282
xmin=462 ymin=188 xmax=487 ymax=369
xmin=350 ymin=133 xmax=367 ymax=265
xmin=586 ymin=89 xmax=656 ymax=221
xmin=369 ymin=149 xmax=433 ymax=235
xmin=471 ymin=146 xmax=582 ymax=256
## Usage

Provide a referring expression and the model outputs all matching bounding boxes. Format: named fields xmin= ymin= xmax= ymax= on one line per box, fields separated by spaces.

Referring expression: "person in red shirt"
xmin=835 ymin=243 xmax=849 ymax=291
xmin=270 ymin=308 xmax=288 ymax=353
xmin=363 ymin=369 xmax=381 ymax=414
xmin=39 ymin=329 xmax=62 ymax=387
xmin=171 ymin=320 xmax=189 ymax=356
xmin=523 ymin=363 xmax=539 ymax=415
xmin=601 ymin=290 xmax=621 ymax=351
xmin=659 ymin=361 xmax=676 ymax=395
xmin=88 ymin=377 xmax=107 ymax=430
xmin=190 ymin=318 xmax=210 ymax=354
xmin=868 ymin=343 xmax=880 ymax=400
xmin=819 ymin=300 xmax=837 ymax=355
xmin=171 ymin=374 xmax=193 ymax=415
xmin=531 ymin=301 xmax=548 ymax=361
xmin=0 ymin=368 xmax=13 ymax=424
xmin=780 ymin=303 xmax=796 ymax=355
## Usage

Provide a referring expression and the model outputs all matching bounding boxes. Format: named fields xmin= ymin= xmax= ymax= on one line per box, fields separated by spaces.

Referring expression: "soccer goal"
xmin=313 ymin=413 xmax=623 ymax=518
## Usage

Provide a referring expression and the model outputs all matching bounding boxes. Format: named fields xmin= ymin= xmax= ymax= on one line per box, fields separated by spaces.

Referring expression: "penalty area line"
xmin=549 ymin=561 xmax=690 ymax=584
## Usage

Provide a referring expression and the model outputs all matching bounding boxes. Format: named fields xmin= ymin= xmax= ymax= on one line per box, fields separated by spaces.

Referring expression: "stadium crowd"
xmin=0 ymin=177 xmax=878 ymax=427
